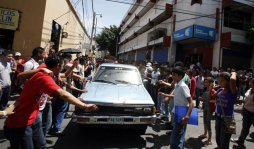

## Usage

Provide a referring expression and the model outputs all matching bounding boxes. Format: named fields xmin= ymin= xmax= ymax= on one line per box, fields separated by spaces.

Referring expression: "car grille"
xmin=78 ymin=106 xmax=152 ymax=116
xmin=98 ymin=106 xmax=135 ymax=114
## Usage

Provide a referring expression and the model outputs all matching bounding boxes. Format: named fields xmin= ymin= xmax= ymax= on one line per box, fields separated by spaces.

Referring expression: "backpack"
xmin=19 ymin=59 xmax=35 ymax=87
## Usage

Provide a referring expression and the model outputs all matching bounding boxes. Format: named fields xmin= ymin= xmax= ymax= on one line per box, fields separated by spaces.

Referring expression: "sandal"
xmin=203 ymin=140 xmax=212 ymax=145
xmin=198 ymin=134 xmax=207 ymax=138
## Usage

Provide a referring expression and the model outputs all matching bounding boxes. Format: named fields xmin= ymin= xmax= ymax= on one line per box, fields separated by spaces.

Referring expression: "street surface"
xmin=0 ymin=96 xmax=253 ymax=149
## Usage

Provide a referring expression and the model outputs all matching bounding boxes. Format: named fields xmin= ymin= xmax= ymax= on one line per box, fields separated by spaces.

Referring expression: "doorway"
xmin=184 ymin=53 xmax=203 ymax=68
xmin=0 ymin=28 xmax=14 ymax=49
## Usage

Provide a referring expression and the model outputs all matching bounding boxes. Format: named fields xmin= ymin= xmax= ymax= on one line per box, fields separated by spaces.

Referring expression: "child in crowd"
xmin=169 ymin=66 xmax=194 ymax=148
xmin=198 ymin=77 xmax=217 ymax=145
xmin=195 ymin=71 xmax=204 ymax=108
xmin=213 ymin=72 xmax=238 ymax=149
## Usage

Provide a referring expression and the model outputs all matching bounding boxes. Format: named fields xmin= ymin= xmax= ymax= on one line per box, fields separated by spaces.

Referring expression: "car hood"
xmin=80 ymin=83 xmax=154 ymax=105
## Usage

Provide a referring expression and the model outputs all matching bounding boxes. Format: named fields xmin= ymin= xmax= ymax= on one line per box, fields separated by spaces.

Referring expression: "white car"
xmin=72 ymin=63 xmax=156 ymax=134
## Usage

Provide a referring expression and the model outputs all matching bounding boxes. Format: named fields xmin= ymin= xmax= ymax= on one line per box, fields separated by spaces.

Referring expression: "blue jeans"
xmin=157 ymin=92 xmax=164 ymax=113
xmin=238 ymin=84 xmax=246 ymax=99
xmin=0 ymin=85 xmax=11 ymax=110
xmin=170 ymin=123 xmax=187 ymax=149
xmin=4 ymin=116 xmax=47 ymax=149
xmin=195 ymin=88 xmax=203 ymax=107
xmin=38 ymin=102 xmax=52 ymax=136
xmin=239 ymin=108 xmax=254 ymax=143
xmin=52 ymin=97 xmax=68 ymax=132
xmin=168 ymin=98 xmax=175 ymax=126
xmin=215 ymin=115 xmax=232 ymax=149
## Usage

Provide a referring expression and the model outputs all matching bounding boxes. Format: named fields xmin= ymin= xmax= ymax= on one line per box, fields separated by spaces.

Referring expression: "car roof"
xmin=100 ymin=63 xmax=137 ymax=69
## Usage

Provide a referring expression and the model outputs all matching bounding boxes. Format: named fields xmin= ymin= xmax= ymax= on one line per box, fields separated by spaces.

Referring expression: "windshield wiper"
xmin=93 ymin=80 xmax=116 ymax=85
xmin=115 ymin=80 xmax=138 ymax=85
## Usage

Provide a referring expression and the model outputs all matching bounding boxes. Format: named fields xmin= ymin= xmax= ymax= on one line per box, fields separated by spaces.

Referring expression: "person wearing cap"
xmin=144 ymin=66 xmax=153 ymax=95
xmin=15 ymin=52 xmax=25 ymax=93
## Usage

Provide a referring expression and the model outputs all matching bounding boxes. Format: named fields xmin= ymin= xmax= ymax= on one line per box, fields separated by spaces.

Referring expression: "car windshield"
xmin=93 ymin=66 xmax=142 ymax=85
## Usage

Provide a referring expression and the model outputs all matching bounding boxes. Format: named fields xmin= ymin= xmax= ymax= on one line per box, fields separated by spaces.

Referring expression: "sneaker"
xmin=231 ymin=138 xmax=244 ymax=145
xmin=166 ymin=130 xmax=172 ymax=135
xmin=64 ymin=113 xmax=71 ymax=118
xmin=50 ymin=131 xmax=66 ymax=136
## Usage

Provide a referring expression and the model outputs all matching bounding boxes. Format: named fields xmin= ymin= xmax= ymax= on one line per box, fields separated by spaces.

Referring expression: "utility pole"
xmin=90 ymin=12 xmax=96 ymax=57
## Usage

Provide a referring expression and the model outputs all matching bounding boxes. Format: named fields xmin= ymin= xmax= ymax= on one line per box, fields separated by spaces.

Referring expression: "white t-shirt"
xmin=190 ymin=64 xmax=195 ymax=70
xmin=151 ymin=71 xmax=160 ymax=85
xmin=21 ymin=58 xmax=39 ymax=89
xmin=211 ymin=70 xmax=219 ymax=82
xmin=174 ymin=79 xmax=191 ymax=109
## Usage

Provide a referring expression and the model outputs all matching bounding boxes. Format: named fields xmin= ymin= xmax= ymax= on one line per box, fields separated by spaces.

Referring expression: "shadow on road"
xmin=185 ymin=137 xmax=205 ymax=149
xmin=49 ymin=121 xmax=147 ymax=149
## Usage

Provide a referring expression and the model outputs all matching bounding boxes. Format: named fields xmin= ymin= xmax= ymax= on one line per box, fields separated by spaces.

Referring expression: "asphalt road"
xmin=0 ymin=96 xmax=253 ymax=149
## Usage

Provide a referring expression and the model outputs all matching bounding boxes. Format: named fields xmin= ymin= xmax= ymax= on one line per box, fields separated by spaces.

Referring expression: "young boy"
xmin=163 ymin=66 xmax=194 ymax=148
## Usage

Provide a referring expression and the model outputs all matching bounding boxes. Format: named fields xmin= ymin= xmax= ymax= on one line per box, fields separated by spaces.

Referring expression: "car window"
xmin=93 ymin=66 xmax=142 ymax=85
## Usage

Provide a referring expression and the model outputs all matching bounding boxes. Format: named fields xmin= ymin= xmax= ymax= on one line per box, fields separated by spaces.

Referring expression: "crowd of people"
xmin=118 ymin=59 xmax=254 ymax=149
xmin=0 ymin=47 xmax=97 ymax=148
xmin=0 ymin=47 xmax=254 ymax=148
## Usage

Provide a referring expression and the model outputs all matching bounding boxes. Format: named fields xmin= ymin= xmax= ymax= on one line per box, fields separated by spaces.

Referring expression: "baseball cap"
xmin=146 ymin=62 xmax=152 ymax=67
xmin=15 ymin=52 xmax=21 ymax=56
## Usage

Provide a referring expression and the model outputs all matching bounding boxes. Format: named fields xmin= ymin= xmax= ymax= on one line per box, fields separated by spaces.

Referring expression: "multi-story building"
xmin=118 ymin=0 xmax=254 ymax=69
xmin=1 ymin=0 xmax=90 ymax=59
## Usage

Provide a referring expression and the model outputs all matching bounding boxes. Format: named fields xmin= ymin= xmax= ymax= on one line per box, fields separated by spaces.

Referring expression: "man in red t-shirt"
xmin=4 ymin=54 xmax=97 ymax=149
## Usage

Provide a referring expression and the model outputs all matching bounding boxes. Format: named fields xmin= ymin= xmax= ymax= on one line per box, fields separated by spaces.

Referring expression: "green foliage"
xmin=94 ymin=25 xmax=120 ymax=56
xmin=246 ymin=26 xmax=254 ymax=43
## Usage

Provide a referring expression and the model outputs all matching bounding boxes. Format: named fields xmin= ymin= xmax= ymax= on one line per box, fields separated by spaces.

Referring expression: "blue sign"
xmin=194 ymin=25 xmax=216 ymax=41
xmin=173 ymin=25 xmax=193 ymax=42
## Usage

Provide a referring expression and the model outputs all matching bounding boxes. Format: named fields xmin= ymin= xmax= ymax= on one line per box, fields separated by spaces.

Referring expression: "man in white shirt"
xmin=211 ymin=67 xmax=219 ymax=84
xmin=0 ymin=49 xmax=13 ymax=110
xmin=21 ymin=47 xmax=46 ymax=89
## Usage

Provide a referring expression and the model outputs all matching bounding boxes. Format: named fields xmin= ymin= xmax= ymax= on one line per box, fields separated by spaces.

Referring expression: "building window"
xmin=224 ymin=8 xmax=251 ymax=31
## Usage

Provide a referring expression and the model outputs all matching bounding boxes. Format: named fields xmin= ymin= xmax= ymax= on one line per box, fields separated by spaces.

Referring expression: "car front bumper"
xmin=72 ymin=113 xmax=157 ymax=125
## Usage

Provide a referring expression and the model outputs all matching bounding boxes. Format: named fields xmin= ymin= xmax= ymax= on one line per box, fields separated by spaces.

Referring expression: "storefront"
xmin=0 ymin=7 xmax=20 ymax=49
xmin=137 ymin=51 xmax=151 ymax=61
xmin=153 ymin=47 xmax=168 ymax=63
xmin=173 ymin=24 xmax=216 ymax=69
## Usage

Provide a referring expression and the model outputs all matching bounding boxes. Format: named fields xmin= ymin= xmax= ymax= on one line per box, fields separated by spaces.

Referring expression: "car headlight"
xmin=143 ymin=108 xmax=152 ymax=113
xmin=134 ymin=108 xmax=143 ymax=113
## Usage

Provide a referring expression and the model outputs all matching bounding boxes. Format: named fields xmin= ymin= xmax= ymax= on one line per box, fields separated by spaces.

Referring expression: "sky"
xmin=72 ymin=0 xmax=133 ymax=36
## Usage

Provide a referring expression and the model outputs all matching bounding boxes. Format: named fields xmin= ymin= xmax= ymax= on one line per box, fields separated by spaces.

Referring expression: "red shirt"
xmin=5 ymin=72 xmax=61 ymax=128
xmin=16 ymin=59 xmax=25 ymax=74
xmin=209 ymin=89 xmax=217 ymax=113
xmin=190 ymin=76 xmax=196 ymax=98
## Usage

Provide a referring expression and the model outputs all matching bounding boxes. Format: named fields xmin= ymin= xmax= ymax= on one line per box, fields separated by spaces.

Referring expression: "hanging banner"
xmin=0 ymin=8 xmax=20 ymax=30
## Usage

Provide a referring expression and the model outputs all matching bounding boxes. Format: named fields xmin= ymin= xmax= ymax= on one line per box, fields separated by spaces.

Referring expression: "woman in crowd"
xmin=214 ymin=72 xmax=238 ymax=149
xmin=238 ymin=70 xmax=248 ymax=102
xmin=231 ymin=78 xmax=254 ymax=145
xmin=198 ymin=77 xmax=217 ymax=145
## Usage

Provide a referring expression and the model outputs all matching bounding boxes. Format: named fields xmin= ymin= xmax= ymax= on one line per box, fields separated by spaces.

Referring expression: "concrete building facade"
xmin=1 ymin=0 xmax=90 ymax=60
xmin=118 ymin=0 xmax=254 ymax=70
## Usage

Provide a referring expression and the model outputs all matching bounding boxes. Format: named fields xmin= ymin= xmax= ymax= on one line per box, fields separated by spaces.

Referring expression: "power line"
xmin=107 ymin=0 xmax=254 ymax=29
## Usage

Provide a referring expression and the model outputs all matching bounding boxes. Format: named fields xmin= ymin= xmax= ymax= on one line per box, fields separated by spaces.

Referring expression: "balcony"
xmin=120 ymin=0 xmax=141 ymax=27
xmin=147 ymin=28 xmax=167 ymax=42
xmin=136 ymin=3 xmax=172 ymax=35
xmin=120 ymin=0 xmax=156 ymax=35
